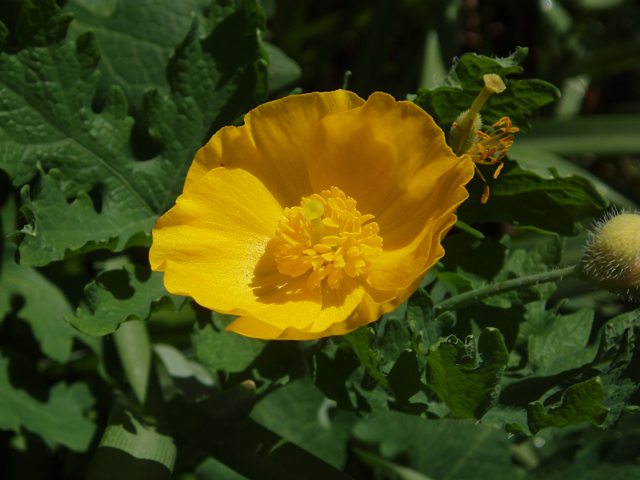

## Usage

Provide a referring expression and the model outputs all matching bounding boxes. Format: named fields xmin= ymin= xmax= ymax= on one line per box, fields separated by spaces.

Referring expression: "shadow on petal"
xmin=250 ymin=238 xmax=316 ymax=304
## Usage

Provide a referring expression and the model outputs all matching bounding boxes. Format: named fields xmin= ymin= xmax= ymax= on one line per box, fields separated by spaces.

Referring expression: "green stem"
xmin=435 ymin=265 xmax=579 ymax=312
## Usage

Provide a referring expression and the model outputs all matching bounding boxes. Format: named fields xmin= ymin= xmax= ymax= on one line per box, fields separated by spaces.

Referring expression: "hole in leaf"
xmin=97 ymin=270 xmax=135 ymax=300
xmin=130 ymin=122 xmax=162 ymax=161
xmin=87 ymin=184 xmax=104 ymax=214
xmin=64 ymin=184 xmax=104 ymax=214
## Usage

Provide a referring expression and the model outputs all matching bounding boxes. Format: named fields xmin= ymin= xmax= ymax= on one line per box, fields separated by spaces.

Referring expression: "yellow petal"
xmin=151 ymin=91 xmax=476 ymax=340
xmin=305 ymin=91 xmax=474 ymax=291
xmin=226 ymin=274 xmax=424 ymax=341
xmin=366 ymin=158 xmax=472 ymax=291
xmin=150 ymin=167 xmax=324 ymax=322
xmin=185 ymin=90 xmax=366 ymax=208
xmin=226 ymin=278 xmax=368 ymax=340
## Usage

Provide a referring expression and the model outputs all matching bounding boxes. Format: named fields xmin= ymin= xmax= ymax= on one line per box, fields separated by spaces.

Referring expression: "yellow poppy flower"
xmin=149 ymin=90 xmax=474 ymax=340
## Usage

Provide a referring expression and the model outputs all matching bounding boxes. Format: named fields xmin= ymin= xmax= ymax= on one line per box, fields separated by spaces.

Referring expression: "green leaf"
xmin=66 ymin=264 xmax=184 ymax=336
xmin=113 ymin=320 xmax=152 ymax=404
xmin=1 ymin=0 xmax=268 ymax=267
xmin=341 ymin=326 xmax=388 ymax=388
xmin=378 ymin=317 xmax=411 ymax=373
xmin=352 ymin=411 xmax=520 ymax=479
xmin=0 ymin=353 xmax=96 ymax=451
xmin=528 ymin=415 xmax=640 ymax=479
xmin=438 ymin=234 xmax=561 ymax=313
xmin=250 ymin=377 xmax=356 ymax=469
xmin=0 ymin=250 xmax=78 ymax=363
xmin=169 ymin=398 xmax=354 ymax=480
xmin=155 ymin=343 xmax=211 ymax=383
xmin=457 ymin=158 xmax=608 ymax=236
xmin=424 ymin=328 xmax=510 ymax=419
xmin=598 ymin=328 xmax=640 ymax=428
xmin=406 ymin=287 xmax=443 ymax=355
xmin=508 ymin=144 xmax=639 ymax=210
xmin=387 ymin=350 xmax=426 ymax=413
xmin=354 ymin=448 xmax=435 ymax=480
xmin=527 ymin=377 xmax=609 ymax=434
xmin=263 ymin=41 xmax=302 ymax=92
xmin=517 ymin=115 xmax=640 ymax=156
xmin=527 ymin=309 xmax=596 ymax=376
xmin=310 ymin=340 xmax=372 ymax=413
xmin=192 ymin=314 xmax=267 ymax=374
xmin=479 ymin=406 xmax=530 ymax=435
xmin=413 ymin=47 xmax=560 ymax=133
xmin=0 ymin=194 xmax=80 ymax=363
xmin=594 ymin=309 xmax=640 ymax=362
xmin=63 ymin=0 xmax=210 ymax=125
xmin=196 ymin=457 xmax=250 ymax=480
xmin=86 ymin=398 xmax=176 ymax=480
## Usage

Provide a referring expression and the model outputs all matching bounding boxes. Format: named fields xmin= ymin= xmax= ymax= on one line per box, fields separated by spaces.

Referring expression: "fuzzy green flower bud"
xmin=577 ymin=212 xmax=640 ymax=300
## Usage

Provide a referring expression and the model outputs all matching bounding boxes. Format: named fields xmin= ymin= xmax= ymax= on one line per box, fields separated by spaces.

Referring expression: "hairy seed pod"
xmin=577 ymin=211 xmax=640 ymax=300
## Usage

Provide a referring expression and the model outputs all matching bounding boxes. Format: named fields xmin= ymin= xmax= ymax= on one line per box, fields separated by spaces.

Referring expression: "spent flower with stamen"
xmin=150 ymin=90 xmax=474 ymax=340
xmin=449 ymin=74 xmax=519 ymax=203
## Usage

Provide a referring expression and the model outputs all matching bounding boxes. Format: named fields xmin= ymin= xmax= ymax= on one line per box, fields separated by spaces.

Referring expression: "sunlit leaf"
xmin=1 ymin=0 xmax=268 ymax=267
xmin=413 ymin=47 xmax=560 ymax=133
xmin=66 ymin=264 xmax=184 ymax=336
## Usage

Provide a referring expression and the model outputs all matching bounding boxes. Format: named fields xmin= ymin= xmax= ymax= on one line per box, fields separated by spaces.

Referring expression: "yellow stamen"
xmin=274 ymin=187 xmax=383 ymax=289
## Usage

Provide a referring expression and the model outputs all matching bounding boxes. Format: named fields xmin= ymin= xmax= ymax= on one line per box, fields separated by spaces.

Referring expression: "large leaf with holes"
xmin=0 ymin=0 xmax=268 ymax=267
xmin=63 ymin=0 xmax=210 ymax=126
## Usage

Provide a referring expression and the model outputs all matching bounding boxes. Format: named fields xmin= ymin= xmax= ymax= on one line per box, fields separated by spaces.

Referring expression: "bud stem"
xmin=435 ymin=265 xmax=578 ymax=312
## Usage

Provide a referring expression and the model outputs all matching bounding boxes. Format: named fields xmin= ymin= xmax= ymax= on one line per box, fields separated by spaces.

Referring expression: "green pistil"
xmin=303 ymin=199 xmax=327 ymax=239
xmin=450 ymin=74 xmax=507 ymax=156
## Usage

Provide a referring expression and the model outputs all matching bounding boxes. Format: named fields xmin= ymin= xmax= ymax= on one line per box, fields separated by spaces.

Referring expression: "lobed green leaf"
xmin=413 ymin=47 xmax=561 ymax=134
xmin=424 ymin=328 xmax=510 ymax=420
xmin=66 ymin=264 xmax=184 ymax=336
xmin=527 ymin=377 xmax=609 ymax=434
xmin=0 ymin=354 xmax=96 ymax=451
xmin=63 ymin=0 xmax=210 ymax=126
xmin=192 ymin=313 xmax=268 ymax=374
xmin=458 ymin=158 xmax=608 ymax=236
xmin=1 ymin=0 xmax=268 ymax=267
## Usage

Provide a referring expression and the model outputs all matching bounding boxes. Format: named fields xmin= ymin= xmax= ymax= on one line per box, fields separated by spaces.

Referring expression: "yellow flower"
xmin=149 ymin=90 xmax=474 ymax=340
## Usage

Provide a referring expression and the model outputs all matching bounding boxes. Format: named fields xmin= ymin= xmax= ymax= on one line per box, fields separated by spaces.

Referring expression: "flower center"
xmin=274 ymin=186 xmax=383 ymax=290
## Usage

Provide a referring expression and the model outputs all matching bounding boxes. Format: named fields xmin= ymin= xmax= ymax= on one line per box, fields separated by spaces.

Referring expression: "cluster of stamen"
xmin=451 ymin=116 xmax=519 ymax=203
xmin=448 ymin=74 xmax=520 ymax=204
xmin=274 ymin=186 xmax=383 ymax=290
